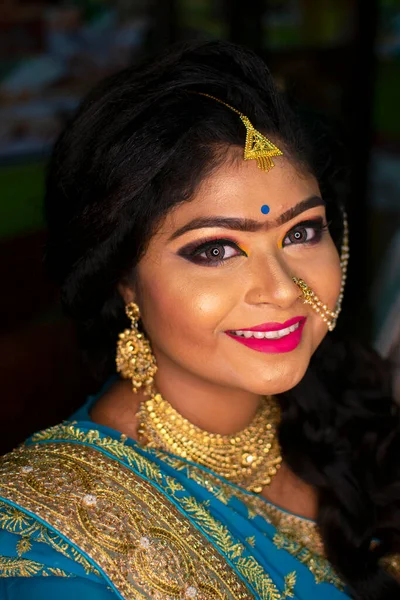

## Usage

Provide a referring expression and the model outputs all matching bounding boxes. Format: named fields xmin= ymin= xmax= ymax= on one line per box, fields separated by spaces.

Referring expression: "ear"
xmin=117 ymin=281 xmax=136 ymax=306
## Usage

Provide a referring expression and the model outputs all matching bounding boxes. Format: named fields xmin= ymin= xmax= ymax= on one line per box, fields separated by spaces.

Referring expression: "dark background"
xmin=1 ymin=0 xmax=399 ymax=453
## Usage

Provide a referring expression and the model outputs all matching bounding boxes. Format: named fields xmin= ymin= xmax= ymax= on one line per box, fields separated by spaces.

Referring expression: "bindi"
xmin=260 ymin=205 xmax=270 ymax=215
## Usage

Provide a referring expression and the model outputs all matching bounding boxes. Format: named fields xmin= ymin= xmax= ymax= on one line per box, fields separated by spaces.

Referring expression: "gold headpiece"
xmin=192 ymin=92 xmax=283 ymax=172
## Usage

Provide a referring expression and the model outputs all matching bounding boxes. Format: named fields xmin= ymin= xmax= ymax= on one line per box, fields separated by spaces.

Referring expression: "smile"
xmin=225 ymin=317 xmax=306 ymax=354
xmin=233 ymin=322 xmax=300 ymax=339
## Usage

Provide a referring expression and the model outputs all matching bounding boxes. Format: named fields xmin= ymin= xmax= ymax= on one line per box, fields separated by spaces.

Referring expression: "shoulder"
xmin=0 ymin=425 xmax=134 ymax=594
xmin=0 ymin=430 xmax=151 ymax=597
xmin=0 ymin=496 xmax=115 ymax=596
xmin=0 ymin=498 xmax=103 ymax=580
xmin=0 ymin=425 xmax=253 ymax=600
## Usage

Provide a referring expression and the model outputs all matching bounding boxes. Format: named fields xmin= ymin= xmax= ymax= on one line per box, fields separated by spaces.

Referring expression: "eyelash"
xmin=178 ymin=218 xmax=329 ymax=267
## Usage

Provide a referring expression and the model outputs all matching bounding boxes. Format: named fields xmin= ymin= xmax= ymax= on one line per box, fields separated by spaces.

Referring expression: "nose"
xmin=244 ymin=253 xmax=301 ymax=310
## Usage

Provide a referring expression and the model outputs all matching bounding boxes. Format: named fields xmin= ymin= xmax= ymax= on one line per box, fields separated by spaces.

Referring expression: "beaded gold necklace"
xmin=137 ymin=392 xmax=282 ymax=493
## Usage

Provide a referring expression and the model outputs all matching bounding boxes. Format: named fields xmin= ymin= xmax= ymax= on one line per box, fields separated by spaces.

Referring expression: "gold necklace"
xmin=137 ymin=392 xmax=282 ymax=493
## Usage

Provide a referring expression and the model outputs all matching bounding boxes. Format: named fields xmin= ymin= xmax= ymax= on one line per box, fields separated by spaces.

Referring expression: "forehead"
xmin=163 ymin=157 xmax=321 ymax=233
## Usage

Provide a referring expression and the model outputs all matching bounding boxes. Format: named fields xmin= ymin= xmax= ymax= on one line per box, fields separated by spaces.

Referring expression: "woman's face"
xmin=130 ymin=155 xmax=342 ymax=396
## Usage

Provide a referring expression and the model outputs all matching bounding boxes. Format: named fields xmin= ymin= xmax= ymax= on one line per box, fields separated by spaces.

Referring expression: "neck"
xmin=153 ymin=353 xmax=263 ymax=435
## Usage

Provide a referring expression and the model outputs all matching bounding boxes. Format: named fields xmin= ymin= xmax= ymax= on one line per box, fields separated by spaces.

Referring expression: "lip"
xmin=225 ymin=317 xmax=306 ymax=354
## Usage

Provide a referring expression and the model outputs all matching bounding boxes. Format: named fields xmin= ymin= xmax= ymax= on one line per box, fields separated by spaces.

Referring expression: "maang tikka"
xmin=116 ymin=302 xmax=157 ymax=395
xmin=191 ymin=92 xmax=284 ymax=172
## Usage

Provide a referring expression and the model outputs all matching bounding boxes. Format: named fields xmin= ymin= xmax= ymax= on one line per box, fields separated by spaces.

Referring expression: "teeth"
xmin=233 ymin=322 xmax=300 ymax=340
xmin=254 ymin=331 xmax=265 ymax=339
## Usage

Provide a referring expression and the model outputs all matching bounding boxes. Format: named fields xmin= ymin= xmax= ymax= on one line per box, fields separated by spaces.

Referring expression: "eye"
xmin=282 ymin=219 xmax=328 ymax=247
xmin=200 ymin=243 xmax=237 ymax=261
xmin=178 ymin=239 xmax=246 ymax=266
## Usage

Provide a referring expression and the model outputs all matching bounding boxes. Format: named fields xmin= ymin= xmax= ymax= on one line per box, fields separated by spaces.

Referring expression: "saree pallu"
xmin=0 ymin=399 xmax=352 ymax=599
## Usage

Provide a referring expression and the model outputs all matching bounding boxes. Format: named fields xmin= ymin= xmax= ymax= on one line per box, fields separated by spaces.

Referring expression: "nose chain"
xmin=293 ymin=213 xmax=349 ymax=331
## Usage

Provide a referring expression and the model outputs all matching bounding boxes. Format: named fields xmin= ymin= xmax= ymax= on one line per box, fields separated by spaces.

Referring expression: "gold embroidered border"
xmin=155 ymin=449 xmax=400 ymax=587
xmin=245 ymin=497 xmax=324 ymax=555
xmin=152 ymin=453 xmax=323 ymax=548
xmin=16 ymin=537 xmax=32 ymax=557
xmin=0 ymin=556 xmax=70 ymax=578
xmin=0 ymin=499 xmax=99 ymax=576
xmin=26 ymin=424 xmax=300 ymax=599
xmin=0 ymin=441 xmax=256 ymax=600
xmin=174 ymin=496 xmax=296 ymax=600
xmin=273 ymin=533 xmax=343 ymax=591
xmin=152 ymin=454 xmax=339 ymax=585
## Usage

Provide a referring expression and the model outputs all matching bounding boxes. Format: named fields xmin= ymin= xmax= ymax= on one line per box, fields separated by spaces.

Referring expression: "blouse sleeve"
xmin=0 ymin=576 xmax=118 ymax=600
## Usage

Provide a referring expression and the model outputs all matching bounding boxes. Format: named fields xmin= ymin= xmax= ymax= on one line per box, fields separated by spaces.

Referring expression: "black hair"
xmin=44 ymin=40 xmax=400 ymax=598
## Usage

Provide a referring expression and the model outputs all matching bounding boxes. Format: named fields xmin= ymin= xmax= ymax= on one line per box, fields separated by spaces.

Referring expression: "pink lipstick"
xmin=225 ymin=317 xmax=306 ymax=354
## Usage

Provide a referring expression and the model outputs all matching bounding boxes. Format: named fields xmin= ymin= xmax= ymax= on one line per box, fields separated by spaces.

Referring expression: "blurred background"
xmin=1 ymin=0 xmax=399 ymax=452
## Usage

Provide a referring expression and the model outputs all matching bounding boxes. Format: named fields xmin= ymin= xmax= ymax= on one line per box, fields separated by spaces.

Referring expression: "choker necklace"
xmin=137 ymin=392 xmax=282 ymax=493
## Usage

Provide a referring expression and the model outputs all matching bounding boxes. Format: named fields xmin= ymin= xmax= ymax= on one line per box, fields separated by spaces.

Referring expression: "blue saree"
xmin=0 ymin=392 xmax=355 ymax=599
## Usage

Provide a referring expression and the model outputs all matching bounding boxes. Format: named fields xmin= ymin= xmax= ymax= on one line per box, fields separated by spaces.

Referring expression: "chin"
xmin=247 ymin=361 xmax=309 ymax=396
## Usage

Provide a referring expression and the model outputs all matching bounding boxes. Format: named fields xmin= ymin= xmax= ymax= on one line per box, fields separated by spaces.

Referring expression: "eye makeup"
xmin=280 ymin=217 xmax=329 ymax=248
xmin=177 ymin=237 xmax=247 ymax=266
xmin=176 ymin=217 xmax=329 ymax=267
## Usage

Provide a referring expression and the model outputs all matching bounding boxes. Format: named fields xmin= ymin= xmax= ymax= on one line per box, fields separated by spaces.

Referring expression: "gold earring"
xmin=293 ymin=211 xmax=349 ymax=332
xmin=116 ymin=302 xmax=157 ymax=395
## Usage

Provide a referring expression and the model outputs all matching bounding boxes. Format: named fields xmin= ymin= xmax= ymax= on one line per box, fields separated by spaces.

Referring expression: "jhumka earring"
xmin=116 ymin=302 xmax=157 ymax=395
xmin=293 ymin=212 xmax=350 ymax=332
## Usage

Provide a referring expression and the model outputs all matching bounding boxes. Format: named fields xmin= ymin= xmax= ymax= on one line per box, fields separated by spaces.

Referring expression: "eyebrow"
xmin=168 ymin=195 xmax=325 ymax=241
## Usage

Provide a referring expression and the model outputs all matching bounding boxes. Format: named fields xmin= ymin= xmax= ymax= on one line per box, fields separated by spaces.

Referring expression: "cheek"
xmin=296 ymin=239 xmax=342 ymax=303
xmin=136 ymin=265 xmax=237 ymax=347
xmin=320 ymin=250 xmax=342 ymax=305
xmin=312 ymin=265 xmax=342 ymax=307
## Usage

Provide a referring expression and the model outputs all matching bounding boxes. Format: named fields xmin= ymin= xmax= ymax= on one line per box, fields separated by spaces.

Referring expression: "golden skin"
xmin=92 ymin=153 xmax=342 ymax=518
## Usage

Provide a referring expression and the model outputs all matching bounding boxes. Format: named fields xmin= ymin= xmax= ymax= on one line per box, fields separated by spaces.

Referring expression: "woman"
xmin=0 ymin=41 xmax=399 ymax=600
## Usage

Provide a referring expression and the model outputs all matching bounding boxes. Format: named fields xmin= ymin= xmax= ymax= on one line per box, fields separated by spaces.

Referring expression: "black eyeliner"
xmin=283 ymin=217 xmax=328 ymax=247
xmin=177 ymin=237 xmax=243 ymax=258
